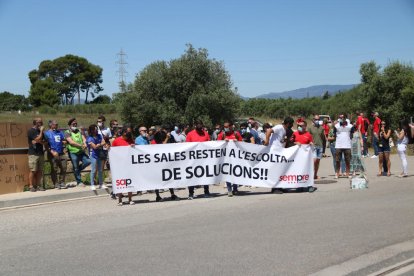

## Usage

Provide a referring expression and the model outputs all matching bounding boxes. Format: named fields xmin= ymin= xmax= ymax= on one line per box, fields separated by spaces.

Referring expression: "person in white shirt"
xmin=264 ymin=117 xmax=294 ymax=194
xmin=334 ymin=114 xmax=353 ymax=179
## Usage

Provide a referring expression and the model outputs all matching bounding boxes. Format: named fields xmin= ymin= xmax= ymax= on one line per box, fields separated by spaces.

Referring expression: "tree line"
xmin=2 ymin=46 xmax=413 ymax=130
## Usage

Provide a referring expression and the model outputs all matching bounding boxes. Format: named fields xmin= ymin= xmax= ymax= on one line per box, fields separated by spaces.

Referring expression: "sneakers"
xmin=370 ymin=155 xmax=378 ymax=159
xmin=187 ymin=195 xmax=194 ymax=200
xmin=60 ymin=183 xmax=68 ymax=189
xmin=227 ymin=192 xmax=233 ymax=197
xmin=77 ymin=182 xmax=86 ymax=187
xmin=308 ymin=186 xmax=317 ymax=193
xmin=30 ymin=187 xmax=37 ymax=192
xmin=117 ymin=202 xmax=123 ymax=206
xmin=398 ymin=174 xmax=408 ymax=178
xmin=129 ymin=201 xmax=135 ymax=205
xmin=90 ymin=185 xmax=96 ymax=191
xmin=170 ymin=194 xmax=179 ymax=201
xmin=37 ymin=186 xmax=45 ymax=191
xmin=99 ymin=184 xmax=108 ymax=189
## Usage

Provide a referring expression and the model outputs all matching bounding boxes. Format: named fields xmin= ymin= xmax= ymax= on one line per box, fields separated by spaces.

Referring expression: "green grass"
xmin=0 ymin=111 xmax=119 ymax=127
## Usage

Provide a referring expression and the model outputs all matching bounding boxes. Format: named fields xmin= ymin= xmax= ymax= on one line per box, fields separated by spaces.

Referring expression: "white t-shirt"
xmin=98 ymin=127 xmax=112 ymax=138
xmin=335 ymin=123 xmax=352 ymax=149
xmin=269 ymin=124 xmax=286 ymax=148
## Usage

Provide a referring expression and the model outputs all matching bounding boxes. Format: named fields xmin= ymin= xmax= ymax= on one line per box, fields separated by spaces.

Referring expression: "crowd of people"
xmin=27 ymin=113 xmax=414 ymax=205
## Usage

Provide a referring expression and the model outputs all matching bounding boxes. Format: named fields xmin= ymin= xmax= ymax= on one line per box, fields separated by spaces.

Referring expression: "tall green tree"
xmin=119 ymin=44 xmax=240 ymax=126
xmin=28 ymin=55 xmax=103 ymax=106
xmin=0 ymin=91 xmax=30 ymax=111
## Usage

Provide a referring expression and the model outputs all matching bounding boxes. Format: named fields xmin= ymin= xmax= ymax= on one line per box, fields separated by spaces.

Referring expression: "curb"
xmin=0 ymin=189 xmax=111 ymax=210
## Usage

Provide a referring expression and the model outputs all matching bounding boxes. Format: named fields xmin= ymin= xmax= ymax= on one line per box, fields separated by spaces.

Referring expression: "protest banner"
xmin=109 ymin=141 xmax=314 ymax=194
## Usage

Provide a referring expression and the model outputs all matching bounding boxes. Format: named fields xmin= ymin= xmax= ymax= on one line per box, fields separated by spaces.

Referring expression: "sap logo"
xmin=279 ymin=174 xmax=309 ymax=183
xmin=116 ymin=179 xmax=132 ymax=187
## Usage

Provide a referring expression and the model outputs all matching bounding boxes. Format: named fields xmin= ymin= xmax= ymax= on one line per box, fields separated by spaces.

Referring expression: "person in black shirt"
xmin=240 ymin=122 xmax=255 ymax=143
xmin=27 ymin=118 xmax=46 ymax=192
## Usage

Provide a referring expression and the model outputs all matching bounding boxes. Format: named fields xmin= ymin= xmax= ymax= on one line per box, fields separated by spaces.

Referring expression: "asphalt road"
xmin=1 ymin=154 xmax=413 ymax=275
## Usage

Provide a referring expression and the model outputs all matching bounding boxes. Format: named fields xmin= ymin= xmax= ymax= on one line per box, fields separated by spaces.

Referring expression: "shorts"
xmin=28 ymin=154 xmax=45 ymax=172
xmin=378 ymin=145 xmax=391 ymax=153
xmin=335 ymin=149 xmax=351 ymax=164
xmin=313 ymin=146 xmax=323 ymax=159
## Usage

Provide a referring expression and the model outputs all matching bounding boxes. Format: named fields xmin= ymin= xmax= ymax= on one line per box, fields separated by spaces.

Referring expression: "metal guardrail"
xmin=0 ymin=147 xmax=29 ymax=153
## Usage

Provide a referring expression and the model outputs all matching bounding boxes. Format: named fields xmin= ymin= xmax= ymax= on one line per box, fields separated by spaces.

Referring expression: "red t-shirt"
xmin=373 ymin=117 xmax=381 ymax=134
xmin=112 ymin=137 xmax=134 ymax=147
xmin=186 ymin=130 xmax=210 ymax=142
xmin=217 ymin=131 xmax=242 ymax=141
xmin=292 ymin=131 xmax=313 ymax=145
xmin=323 ymin=124 xmax=329 ymax=135
xmin=356 ymin=116 xmax=366 ymax=134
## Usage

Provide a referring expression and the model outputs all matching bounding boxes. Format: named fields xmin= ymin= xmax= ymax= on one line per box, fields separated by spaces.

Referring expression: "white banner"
xmin=109 ymin=141 xmax=314 ymax=194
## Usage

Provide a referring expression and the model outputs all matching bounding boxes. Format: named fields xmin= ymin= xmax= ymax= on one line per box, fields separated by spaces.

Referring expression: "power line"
xmin=116 ymin=49 xmax=128 ymax=93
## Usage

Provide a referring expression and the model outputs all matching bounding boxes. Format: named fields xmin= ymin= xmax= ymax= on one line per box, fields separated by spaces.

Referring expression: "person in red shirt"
xmin=322 ymin=118 xmax=330 ymax=157
xmin=290 ymin=119 xmax=316 ymax=193
xmin=186 ymin=120 xmax=211 ymax=199
xmin=111 ymin=126 xmax=135 ymax=205
xmin=217 ymin=121 xmax=242 ymax=197
xmin=371 ymin=112 xmax=381 ymax=158
xmin=356 ymin=112 xmax=369 ymax=157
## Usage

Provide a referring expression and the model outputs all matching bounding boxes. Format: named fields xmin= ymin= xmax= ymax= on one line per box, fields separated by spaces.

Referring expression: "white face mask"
xmin=97 ymin=122 xmax=103 ymax=127
xmin=298 ymin=126 xmax=303 ymax=132
xmin=70 ymin=126 xmax=77 ymax=131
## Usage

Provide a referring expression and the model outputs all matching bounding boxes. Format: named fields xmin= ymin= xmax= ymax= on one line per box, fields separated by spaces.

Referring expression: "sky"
xmin=1 ymin=0 xmax=413 ymax=98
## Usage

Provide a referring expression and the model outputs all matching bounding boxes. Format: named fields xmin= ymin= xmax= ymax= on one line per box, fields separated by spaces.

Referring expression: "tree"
xmin=119 ymin=44 xmax=240 ymax=127
xmin=0 ymin=91 xmax=30 ymax=111
xmin=28 ymin=55 xmax=103 ymax=106
xmin=359 ymin=61 xmax=414 ymax=127
xmin=89 ymin=95 xmax=111 ymax=104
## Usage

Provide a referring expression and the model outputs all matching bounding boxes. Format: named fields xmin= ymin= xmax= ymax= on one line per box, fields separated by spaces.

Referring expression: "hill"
xmin=255 ymin=84 xmax=357 ymax=99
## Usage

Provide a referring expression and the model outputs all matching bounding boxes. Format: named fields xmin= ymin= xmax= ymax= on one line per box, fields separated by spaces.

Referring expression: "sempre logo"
xmin=279 ymin=174 xmax=310 ymax=183
xmin=116 ymin=179 xmax=132 ymax=187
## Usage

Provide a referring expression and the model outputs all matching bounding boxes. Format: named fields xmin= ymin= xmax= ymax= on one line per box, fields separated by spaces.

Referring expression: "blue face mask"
xmin=240 ymin=129 xmax=246 ymax=134
xmin=224 ymin=128 xmax=230 ymax=133
xmin=298 ymin=126 xmax=303 ymax=132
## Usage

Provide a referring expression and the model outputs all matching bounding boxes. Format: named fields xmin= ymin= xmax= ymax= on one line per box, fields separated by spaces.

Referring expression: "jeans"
xmin=69 ymin=152 xmax=91 ymax=184
xmin=49 ymin=152 xmax=68 ymax=185
xmin=90 ymin=156 xmax=103 ymax=186
xmin=397 ymin=144 xmax=408 ymax=175
xmin=373 ymin=134 xmax=379 ymax=156
xmin=361 ymin=133 xmax=368 ymax=156
xmin=226 ymin=182 xmax=238 ymax=192
xmin=330 ymin=143 xmax=345 ymax=173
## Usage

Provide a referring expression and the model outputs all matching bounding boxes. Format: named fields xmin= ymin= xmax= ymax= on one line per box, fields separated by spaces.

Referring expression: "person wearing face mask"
xmin=171 ymin=124 xmax=185 ymax=143
xmin=65 ymin=118 xmax=91 ymax=187
xmin=239 ymin=122 xmax=255 ymax=143
xmin=308 ymin=115 xmax=325 ymax=180
xmin=334 ymin=114 xmax=353 ymax=179
xmin=290 ymin=119 xmax=317 ymax=193
xmin=87 ymin=124 xmax=107 ymax=191
xmin=111 ymin=126 xmax=135 ymax=205
xmin=211 ymin=124 xmax=222 ymax=141
xmin=186 ymin=120 xmax=212 ymax=199
xmin=45 ymin=120 xmax=68 ymax=189
xmin=27 ymin=117 xmax=46 ymax=192
xmin=218 ymin=121 xmax=242 ymax=196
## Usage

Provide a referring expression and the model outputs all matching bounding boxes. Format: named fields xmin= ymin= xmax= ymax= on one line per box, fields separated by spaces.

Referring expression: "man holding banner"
xmin=186 ymin=120 xmax=211 ymax=199
xmin=217 ymin=121 xmax=242 ymax=196
xmin=264 ymin=117 xmax=294 ymax=194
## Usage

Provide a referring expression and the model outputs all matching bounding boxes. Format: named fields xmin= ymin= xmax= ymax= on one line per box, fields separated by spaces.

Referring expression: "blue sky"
xmin=1 ymin=0 xmax=413 ymax=98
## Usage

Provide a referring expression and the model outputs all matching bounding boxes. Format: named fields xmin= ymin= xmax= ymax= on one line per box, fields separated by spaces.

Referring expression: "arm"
xmin=250 ymin=135 xmax=255 ymax=144
xmin=264 ymin=128 xmax=274 ymax=146
xmin=383 ymin=129 xmax=391 ymax=139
